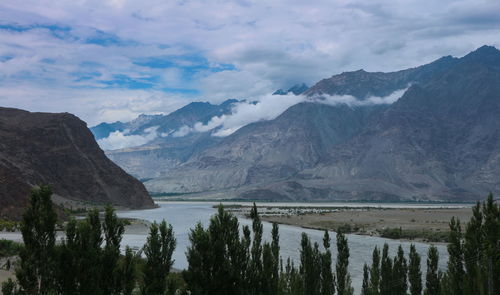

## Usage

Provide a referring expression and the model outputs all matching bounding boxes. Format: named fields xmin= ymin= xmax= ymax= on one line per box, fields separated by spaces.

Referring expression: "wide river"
xmin=117 ymin=201 xmax=458 ymax=293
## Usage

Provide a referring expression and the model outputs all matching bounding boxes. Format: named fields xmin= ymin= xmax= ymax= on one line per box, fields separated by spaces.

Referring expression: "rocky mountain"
xmin=0 ymin=108 xmax=154 ymax=219
xmin=142 ymin=46 xmax=500 ymax=201
xmin=95 ymin=99 xmax=239 ymax=178
xmin=272 ymin=83 xmax=309 ymax=95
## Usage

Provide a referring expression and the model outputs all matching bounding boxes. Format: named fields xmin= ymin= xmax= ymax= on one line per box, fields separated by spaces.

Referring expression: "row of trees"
xmin=2 ymin=186 xmax=499 ymax=295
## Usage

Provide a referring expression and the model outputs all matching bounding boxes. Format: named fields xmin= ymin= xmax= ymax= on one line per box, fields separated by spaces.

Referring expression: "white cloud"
xmin=173 ymin=88 xmax=408 ymax=137
xmin=0 ymin=0 xmax=499 ymax=125
xmin=97 ymin=126 xmax=159 ymax=150
xmin=317 ymin=87 xmax=409 ymax=107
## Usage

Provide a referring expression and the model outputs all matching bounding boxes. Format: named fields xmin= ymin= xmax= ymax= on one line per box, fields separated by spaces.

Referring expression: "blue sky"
xmin=0 ymin=0 xmax=499 ymax=125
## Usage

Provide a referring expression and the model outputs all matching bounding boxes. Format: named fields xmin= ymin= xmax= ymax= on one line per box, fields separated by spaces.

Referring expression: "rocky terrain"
xmin=0 ymin=108 xmax=154 ymax=219
xmin=93 ymin=46 xmax=500 ymax=202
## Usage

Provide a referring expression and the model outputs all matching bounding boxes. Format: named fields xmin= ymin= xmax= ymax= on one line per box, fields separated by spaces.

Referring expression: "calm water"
xmin=117 ymin=201 xmax=451 ymax=293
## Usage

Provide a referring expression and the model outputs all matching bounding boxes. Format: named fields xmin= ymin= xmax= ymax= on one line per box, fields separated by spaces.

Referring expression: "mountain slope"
xmin=144 ymin=46 xmax=500 ymax=201
xmin=0 ymin=108 xmax=154 ymax=219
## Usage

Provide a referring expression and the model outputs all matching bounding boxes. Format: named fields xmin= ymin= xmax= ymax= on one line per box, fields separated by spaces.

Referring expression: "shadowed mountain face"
xmin=95 ymin=46 xmax=500 ymax=202
xmin=0 ymin=108 xmax=154 ymax=219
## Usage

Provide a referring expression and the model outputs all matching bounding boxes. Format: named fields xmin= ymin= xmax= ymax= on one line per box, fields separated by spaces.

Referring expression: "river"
xmin=117 ymin=201 xmax=453 ymax=293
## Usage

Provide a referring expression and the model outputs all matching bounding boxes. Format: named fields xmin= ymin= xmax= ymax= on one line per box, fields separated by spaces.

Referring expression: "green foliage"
xmin=378 ymin=227 xmax=448 ymax=243
xmin=141 ymin=220 xmax=176 ymax=295
xmin=0 ymin=220 xmax=19 ymax=232
xmin=369 ymin=246 xmax=381 ymax=295
xmin=424 ymin=245 xmax=440 ymax=295
xmin=0 ymin=239 xmax=22 ymax=257
xmin=1 ymin=278 xmax=18 ymax=295
xmin=16 ymin=185 xmax=58 ymax=294
xmin=392 ymin=245 xmax=408 ymax=295
xmin=408 ymin=244 xmax=422 ymax=295
xmin=446 ymin=217 xmax=464 ymax=294
xmin=379 ymin=244 xmax=392 ymax=295
xmin=361 ymin=264 xmax=370 ymax=295
xmin=336 ymin=230 xmax=353 ymax=295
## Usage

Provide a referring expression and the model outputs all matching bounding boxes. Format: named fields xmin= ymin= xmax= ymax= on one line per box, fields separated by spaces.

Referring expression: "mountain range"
xmin=91 ymin=45 xmax=500 ymax=201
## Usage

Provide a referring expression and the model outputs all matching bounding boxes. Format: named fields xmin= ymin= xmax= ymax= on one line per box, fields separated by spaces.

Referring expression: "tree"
xmin=463 ymin=202 xmax=485 ymax=294
xmin=424 ymin=245 xmax=440 ymax=295
xmin=320 ymin=230 xmax=335 ymax=295
xmin=271 ymin=223 xmax=281 ymax=294
xmin=361 ymin=264 xmax=370 ymax=295
xmin=447 ymin=217 xmax=464 ymax=295
xmin=369 ymin=246 xmax=381 ymax=295
xmin=101 ymin=205 xmax=125 ymax=294
xmin=1 ymin=278 xmax=17 ymax=295
xmin=481 ymin=193 xmax=500 ymax=295
xmin=379 ymin=243 xmax=392 ymax=295
xmin=16 ymin=185 xmax=57 ymax=294
xmin=249 ymin=203 xmax=264 ymax=295
xmin=392 ymin=245 xmax=408 ymax=295
xmin=184 ymin=205 xmax=246 ymax=295
xmin=335 ymin=230 xmax=353 ymax=295
xmin=121 ymin=246 xmax=137 ymax=295
xmin=142 ymin=220 xmax=176 ymax=295
xmin=408 ymin=244 xmax=422 ymax=295
xmin=300 ymin=233 xmax=321 ymax=295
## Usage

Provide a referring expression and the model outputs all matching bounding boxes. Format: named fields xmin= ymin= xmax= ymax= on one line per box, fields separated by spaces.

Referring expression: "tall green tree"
xmin=320 ymin=230 xmax=335 ymax=295
xmin=447 ymin=217 xmax=464 ymax=295
xmin=300 ymin=233 xmax=321 ymax=295
xmin=392 ymin=245 xmax=408 ymax=295
xmin=369 ymin=246 xmax=381 ymax=295
xmin=335 ymin=230 xmax=353 ymax=295
xmin=101 ymin=205 xmax=125 ymax=295
xmin=249 ymin=203 xmax=264 ymax=295
xmin=271 ymin=223 xmax=281 ymax=294
xmin=361 ymin=264 xmax=370 ymax=295
xmin=185 ymin=205 xmax=246 ymax=295
xmin=463 ymin=202 xmax=485 ymax=295
xmin=120 ymin=246 xmax=137 ymax=295
xmin=482 ymin=193 xmax=500 ymax=295
xmin=424 ymin=245 xmax=440 ymax=295
xmin=16 ymin=185 xmax=57 ymax=295
xmin=379 ymin=244 xmax=392 ymax=295
xmin=142 ymin=220 xmax=176 ymax=295
xmin=408 ymin=244 xmax=422 ymax=295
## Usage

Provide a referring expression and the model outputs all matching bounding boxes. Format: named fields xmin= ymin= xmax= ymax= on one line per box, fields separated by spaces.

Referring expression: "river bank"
xmin=255 ymin=207 xmax=472 ymax=243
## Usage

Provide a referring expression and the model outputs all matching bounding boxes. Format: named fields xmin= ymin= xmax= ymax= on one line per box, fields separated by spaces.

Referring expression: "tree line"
xmin=1 ymin=186 xmax=499 ymax=295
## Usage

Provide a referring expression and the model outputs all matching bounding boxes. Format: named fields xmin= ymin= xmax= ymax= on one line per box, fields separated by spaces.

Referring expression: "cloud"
xmin=97 ymin=126 xmax=159 ymax=150
xmin=317 ymin=87 xmax=409 ymax=107
xmin=174 ymin=88 xmax=408 ymax=137
xmin=0 ymin=0 xmax=499 ymax=125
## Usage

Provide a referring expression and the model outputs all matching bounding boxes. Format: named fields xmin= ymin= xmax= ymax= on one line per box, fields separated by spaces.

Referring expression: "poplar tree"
xmin=320 ymin=230 xmax=335 ymax=295
xmin=392 ymin=245 xmax=408 ymax=295
xmin=408 ymin=244 xmax=422 ymax=295
xmin=447 ymin=217 xmax=464 ymax=295
xmin=16 ymin=185 xmax=57 ymax=294
xmin=369 ymin=246 xmax=381 ymax=295
xmin=121 ymin=246 xmax=137 ymax=295
xmin=101 ymin=205 xmax=125 ymax=295
xmin=379 ymin=244 xmax=392 ymax=295
xmin=482 ymin=193 xmax=500 ymax=295
xmin=424 ymin=245 xmax=440 ymax=295
xmin=335 ymin=230 xmax=353 ymax=295
xmin=250 ymin=203 xmax=264 ymax=294
xmin=300 ymin=233 xmax=321 ymax=295
xmin=463 ymin=202 xmax=484 ymax=294
xmin=142 ymin=220 xmax=176 ymax=295
xmin=361 ymin=264 xmax=370 ymax=295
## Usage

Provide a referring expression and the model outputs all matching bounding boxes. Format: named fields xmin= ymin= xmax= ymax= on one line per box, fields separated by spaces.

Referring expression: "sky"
xmin=0 ymin=0 xmax=499 ymax=126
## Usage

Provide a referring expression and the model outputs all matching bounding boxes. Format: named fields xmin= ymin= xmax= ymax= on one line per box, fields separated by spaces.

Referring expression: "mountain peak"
xmin=273 ymin=83 xmax=309 ymax=95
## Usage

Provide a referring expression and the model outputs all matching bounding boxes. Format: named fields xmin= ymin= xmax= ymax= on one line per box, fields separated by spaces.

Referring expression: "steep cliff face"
xmin=0 ymin=108 xmax=154 ymax=219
